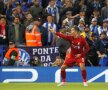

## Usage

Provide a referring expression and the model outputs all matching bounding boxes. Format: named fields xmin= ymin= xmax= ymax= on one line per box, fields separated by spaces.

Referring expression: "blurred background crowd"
xmin=0 ymin=0 xmax=108 ymax=67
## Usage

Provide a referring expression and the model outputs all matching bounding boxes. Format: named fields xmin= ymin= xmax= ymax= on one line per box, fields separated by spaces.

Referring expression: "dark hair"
xmin=12 ymin=16 xmax=20 ymax=22
xmin=100 ymin=31 xmax=106 ymax=36
xmin=0 ymin=15 xmax=6 ymax=20
xmin=72 ymin=25 xmax=80 ymax=32
xmin=13 ymin=16 xmax=20 ymax=20
xmin=50 ymin=0 xmax=55 ymax=2
xmin=47 ymin=13 xmax=53 ymax=17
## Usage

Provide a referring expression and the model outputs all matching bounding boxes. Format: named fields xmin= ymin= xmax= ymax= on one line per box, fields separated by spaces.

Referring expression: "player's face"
xmin=0 ymin=18 xmax=6 ymax=24
xmin=70 ymin=28 xmax=76 ymax=37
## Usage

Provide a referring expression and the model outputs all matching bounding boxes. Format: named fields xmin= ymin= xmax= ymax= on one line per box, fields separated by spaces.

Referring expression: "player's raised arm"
xmin=49 ymin=28 xmax=70 ymax=41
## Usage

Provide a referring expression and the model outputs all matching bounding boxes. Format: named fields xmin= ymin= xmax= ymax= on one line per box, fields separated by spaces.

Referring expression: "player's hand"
xmin=75 ymin=54 xmax=81 ymax=59
xmin=49 ymin=29 xmax=56 ymax=34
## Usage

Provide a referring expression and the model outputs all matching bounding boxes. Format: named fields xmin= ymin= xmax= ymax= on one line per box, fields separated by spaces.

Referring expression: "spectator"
xmin=78 ymin=18 xmax=85 ymax=32
xmin=29 ymin=0 xmax=43 ymax=18
xmin=89 ymin=8 xmax=102 ymax=25
xmin=96 ymin=31 xmax=108 ymax=54
xmin=52 ymin=56 xmax=63 ymax=66
xmin=24 ymin=13 xmax=34 ymax=27
xmin=88 ymin=33 xmax=98 ymax=66
xmin=60 ymin=0 xmax=80 ymax=22
xmin=8 ymin=16 xmax=26 ymax=46
xmin=74 ymin=10 xmax=88 ymax=25
xmin=81 ymin=25 xmax=93 ymax=41
xmin=62 ymin=11 xmax=75 ymax=31
xmin=16 ymin=4 xmax=25 ymax=23
xmin=78 ymin=0 xmax=87 ymax=12
xmin=56 ymin=28 xmax=70 ymax=59
xmin=2 ymin=41 xmax=19 ymax=66
xmin=45 ymin=0 xmax=59 ymax=23
xmin=98 ymin=19 xmax=108 ymax=37
xmin=90 ymin=18 xmax=100 ymax=37
xmin=101 ymin=0 xmax=108 ymax=19
xmin=89 ymin=0 xmax=102 ymax=13
xmin=43 ymin=14 xmax=57 ymax=45
xmin=10 ymin=8 xmax=19 ymax=22
xmin=96 ymin=32 xmax=108 ymax=66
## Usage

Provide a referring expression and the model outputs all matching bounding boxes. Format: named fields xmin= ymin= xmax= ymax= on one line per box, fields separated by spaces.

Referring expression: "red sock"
xmin=81 ymin=70 xmax=87 ymax=82
xmin=61 ymin=70 xmax=66 ymax=82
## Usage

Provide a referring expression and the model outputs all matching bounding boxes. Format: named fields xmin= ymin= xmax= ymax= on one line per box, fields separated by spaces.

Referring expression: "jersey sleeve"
xmin=81 ymin=38 xmax=90 ymax=57
xmin=56 ymin=32 xmax=70 ymax=41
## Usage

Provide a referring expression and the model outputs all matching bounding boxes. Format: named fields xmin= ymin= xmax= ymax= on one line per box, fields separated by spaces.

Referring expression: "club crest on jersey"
xmin=78 ymin=42 xmax=80 ymax=45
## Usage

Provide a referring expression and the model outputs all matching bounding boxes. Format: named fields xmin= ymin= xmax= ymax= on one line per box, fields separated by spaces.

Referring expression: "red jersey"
xmin=56 ymin=32 xmax=90 ymax=58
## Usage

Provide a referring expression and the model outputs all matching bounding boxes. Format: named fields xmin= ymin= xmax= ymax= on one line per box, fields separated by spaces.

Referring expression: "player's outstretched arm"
xmin=49 ymin=29 xmax=70 ymax=41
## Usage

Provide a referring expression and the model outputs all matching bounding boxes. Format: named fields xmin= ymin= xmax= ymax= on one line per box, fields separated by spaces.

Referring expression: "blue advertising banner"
xmin=0 ymin=67 xmax=108 ymax=83
xmin=0 ymin=46 xmax=3 ymax=62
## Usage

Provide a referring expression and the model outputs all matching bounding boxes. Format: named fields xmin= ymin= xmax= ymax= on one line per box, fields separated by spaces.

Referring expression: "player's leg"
xmin=57 ymin=64 xmax=68 ymax=86
xmin=58 ymin=58 xmax=75 ymax=86
xmin=77 ymin=58 xmax=88 ymax=86
xmin=79 ymin=63 xmax=88 ymax=86
xmin=61 ymin=64 xmax=68 ymax=82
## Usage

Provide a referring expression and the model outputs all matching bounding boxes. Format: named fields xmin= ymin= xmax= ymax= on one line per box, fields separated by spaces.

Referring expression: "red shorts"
xmin=63 ymin=57 xmax=85 ymax=67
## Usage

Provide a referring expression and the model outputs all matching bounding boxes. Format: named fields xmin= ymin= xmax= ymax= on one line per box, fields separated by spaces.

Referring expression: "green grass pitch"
xmin=0 ymin=83 xmax=108 ymax=90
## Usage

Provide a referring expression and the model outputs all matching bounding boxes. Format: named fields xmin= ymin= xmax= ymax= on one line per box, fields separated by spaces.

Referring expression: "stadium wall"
xmin=0 ymin=67 xmax=108 ymax=83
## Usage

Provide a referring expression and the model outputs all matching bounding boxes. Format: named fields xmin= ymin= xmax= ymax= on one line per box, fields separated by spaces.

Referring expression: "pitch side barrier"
xmin=0 ymin=67 xmax=108 ymax=83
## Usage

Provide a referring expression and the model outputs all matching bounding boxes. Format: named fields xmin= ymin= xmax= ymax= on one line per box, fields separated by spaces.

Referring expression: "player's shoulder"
xmin=80 ymin=35 xmax=85 ymax=40
xmin=80 ymin=35 xmax=86 ymax=42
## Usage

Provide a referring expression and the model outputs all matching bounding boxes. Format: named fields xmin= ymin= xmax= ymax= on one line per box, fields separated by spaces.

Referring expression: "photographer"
xmin=29 ymin=56 xmax=42 ymax=66
xmin=2 ymin=41 xmax=19 ymax=66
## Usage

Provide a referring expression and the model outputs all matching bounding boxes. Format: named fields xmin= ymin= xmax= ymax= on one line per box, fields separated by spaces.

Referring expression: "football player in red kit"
xmin=50 ymin=25 xmax=90 ymax=86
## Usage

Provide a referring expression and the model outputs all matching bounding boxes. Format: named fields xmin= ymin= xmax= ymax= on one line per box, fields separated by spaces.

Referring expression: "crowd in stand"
xmin=0 ymin=0 xmax=108 ymax=66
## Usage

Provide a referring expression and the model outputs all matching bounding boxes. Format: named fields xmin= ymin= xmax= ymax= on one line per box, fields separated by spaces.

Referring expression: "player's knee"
xmin=61 ymin=65 xmax=66 ymax=71
xmin=79 ymin=64 xmax=85 ymax=70
xmin=80 ymin=66 xmax=85 ymax=70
